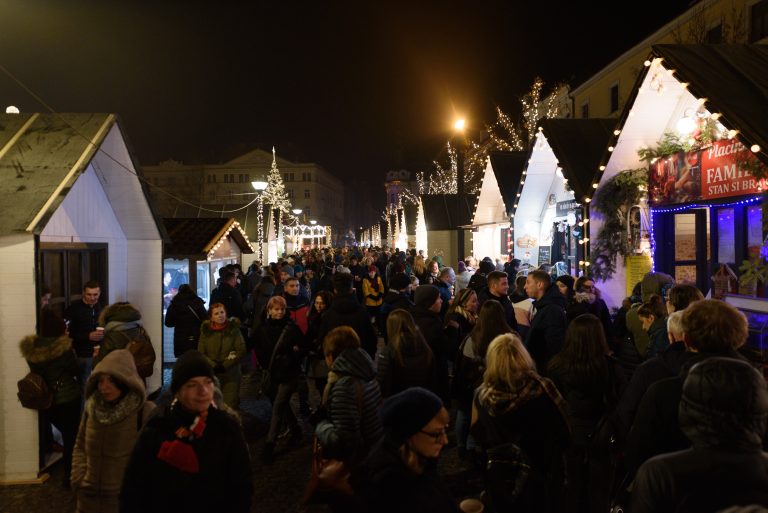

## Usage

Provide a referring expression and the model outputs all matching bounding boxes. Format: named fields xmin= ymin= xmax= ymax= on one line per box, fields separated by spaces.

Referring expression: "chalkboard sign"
xmin=538 ymin=246 xmax=551 ymax=266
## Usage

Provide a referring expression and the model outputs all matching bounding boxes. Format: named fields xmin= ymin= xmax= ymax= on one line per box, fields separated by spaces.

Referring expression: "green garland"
xmin=589 ymin=168 xmax=647 ymax=281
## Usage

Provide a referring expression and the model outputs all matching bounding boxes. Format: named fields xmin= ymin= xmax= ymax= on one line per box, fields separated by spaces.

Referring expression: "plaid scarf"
xmin=479 ymin=371 xmax=569 ymax=426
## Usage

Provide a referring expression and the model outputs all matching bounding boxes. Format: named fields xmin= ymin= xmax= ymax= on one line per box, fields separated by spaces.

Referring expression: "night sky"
xmin=0 ymin=0 xmax=692 ymax=216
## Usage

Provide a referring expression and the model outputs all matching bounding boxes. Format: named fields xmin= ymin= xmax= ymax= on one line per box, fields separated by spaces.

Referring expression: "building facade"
xmin=142 ymin=148 xmax=345 ymax=242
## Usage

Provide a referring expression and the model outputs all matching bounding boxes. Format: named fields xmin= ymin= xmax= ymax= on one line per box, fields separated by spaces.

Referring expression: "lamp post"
xmin=251 ymin=180 xmax=268 ymax=263
xmin=291 ymin=208 xmax=303 ymax=250
xmin=454 ymin=118 xmax=467 ymax=265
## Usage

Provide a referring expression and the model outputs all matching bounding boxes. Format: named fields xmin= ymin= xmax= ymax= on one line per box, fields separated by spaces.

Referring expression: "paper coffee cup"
xmin=459 ymin=498 xmax=484 ymax=513
xmin=96 ymin=327 xmax=105 ymax=332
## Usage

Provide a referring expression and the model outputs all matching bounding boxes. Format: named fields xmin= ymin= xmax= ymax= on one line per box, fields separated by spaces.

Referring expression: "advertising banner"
xmin=648 ymin=138 xmax=765 ymax=206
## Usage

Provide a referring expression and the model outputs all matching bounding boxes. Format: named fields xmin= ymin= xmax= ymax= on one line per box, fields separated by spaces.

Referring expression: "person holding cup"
xmin=64 ymin=281 xmax=104 ymax=392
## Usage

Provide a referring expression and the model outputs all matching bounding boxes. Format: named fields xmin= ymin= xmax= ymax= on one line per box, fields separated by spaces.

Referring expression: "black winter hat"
xmin=389 ymin=272 xmax=411 ymax=291
xmin=414 ymin=285 xmax=440 ymax=308
xmin=171 ymin=350 xmax=215 ymax=393
xmin=478 ymin=260 xmax=495 ymax=274
xmin=381 ymin=387 xmax=444 ymax=446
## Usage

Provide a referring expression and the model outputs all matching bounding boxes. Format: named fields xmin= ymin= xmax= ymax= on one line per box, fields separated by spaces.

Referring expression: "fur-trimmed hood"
xmin=19 ymin=334 xmax=73 ymax=363
xmin=86 ymin=348 xmax=146 ymax=400
xmin=98 ymin=302 xmax=142 ymax=326
xmin=200 ymin=317 xmax=241 ymax=336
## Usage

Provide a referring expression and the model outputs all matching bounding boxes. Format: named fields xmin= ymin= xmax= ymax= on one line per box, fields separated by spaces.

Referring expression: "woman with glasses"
xmin=471 ymin=333 xmax=570 ymax=513
xmin=349 ymin=387 xmax=459 ymax=513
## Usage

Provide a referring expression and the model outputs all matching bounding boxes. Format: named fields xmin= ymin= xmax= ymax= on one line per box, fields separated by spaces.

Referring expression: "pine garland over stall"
xmin=589 ymin=168 xmax=648 ymax=281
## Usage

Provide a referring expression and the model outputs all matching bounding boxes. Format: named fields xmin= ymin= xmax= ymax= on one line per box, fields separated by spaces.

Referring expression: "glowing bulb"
xmin=728 ymin=129 xmax=739 ymax=139
xmin=592 ymin=183 xmax=598 ymax=188
xmin=454 ymin=119 xmax=465 ymax=131
xmin=599 ymin=165 xmax=605 ymax=171
xmin=643 ymin=60 xmax=651 ymax=67
xmin=751 ymin=144 xmax=761 ymax=153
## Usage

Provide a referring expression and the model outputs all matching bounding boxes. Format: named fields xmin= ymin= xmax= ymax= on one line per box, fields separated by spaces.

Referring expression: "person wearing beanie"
xmin=467 ymin=258 xmax=495 ymax=293
xmin=630 ymin=357 xmax=768 ymax=513
xmin=120 ymin=349 xmax=253 ymax=513
xmin=71 ymin=349 xmax=156 ymax=513
xmin=410 ymin=285 xmax=451 ymax=403
xmin=455 ymin=260 xmax=473 ymax=293
xmin=349 ymin=387 xmax=458 ymax=513
xmin=20 ymin=308 xmax=81 ymax=489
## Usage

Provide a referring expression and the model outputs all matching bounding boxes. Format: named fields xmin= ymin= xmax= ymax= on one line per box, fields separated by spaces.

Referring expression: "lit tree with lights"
xmin=487 ymin=77 xmax=562 ymax=151
xmin=262 ymin=147 xmax=292 ymax=255
xmin=418 ymin=141 xmax=484 ymax=195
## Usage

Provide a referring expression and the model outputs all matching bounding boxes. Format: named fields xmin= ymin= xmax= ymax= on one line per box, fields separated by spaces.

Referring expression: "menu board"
xmin=626 ymin=255 xmax=653 ymax=297
xmin=648 ymin=138 xmax=766 ymax=206
xmin=538 ymin=246 xmax=551 ymax=266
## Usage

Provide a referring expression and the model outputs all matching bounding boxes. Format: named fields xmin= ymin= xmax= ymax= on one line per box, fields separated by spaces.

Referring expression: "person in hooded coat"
xmin=94 ymin=302 xmax=149 ymax=366
xmin=164 ymin=284 xmax=207 ymax=358
xmin=20 ymin=309 xmax=81 ymax=488
xmin=315 ymin=327 xmax=383 ymax=469
xmin=630 ymin=357 xmax=768 ymax=513
xmin=71 ymin=349 xmax=156 ymax=513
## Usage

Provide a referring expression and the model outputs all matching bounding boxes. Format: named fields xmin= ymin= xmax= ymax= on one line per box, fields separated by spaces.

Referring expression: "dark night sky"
xmin=0 ymin=0 xmax=693 ymax=215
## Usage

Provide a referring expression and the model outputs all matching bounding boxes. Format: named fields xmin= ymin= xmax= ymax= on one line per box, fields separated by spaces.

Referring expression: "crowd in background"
xmin=20 ymin=245 xmax=768 ymax=513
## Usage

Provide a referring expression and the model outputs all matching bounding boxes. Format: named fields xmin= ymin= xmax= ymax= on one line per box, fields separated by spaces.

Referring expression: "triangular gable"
xmin=0 ymin=113 xmax=115 ymax=235
xmin=224 ymin=148 xmax=297 ymax=167
xmin=538 ymin=119 xmax=616 ymax=202
xmin=490 ymin=151 xmax=526 ymax=217
xmin=421 ymin=194 xmax=476 ymax=231
xmin=651 ymin=44 xmax=768 ymax=165
xmin=163 ymin=218 xmax=254 ymax=259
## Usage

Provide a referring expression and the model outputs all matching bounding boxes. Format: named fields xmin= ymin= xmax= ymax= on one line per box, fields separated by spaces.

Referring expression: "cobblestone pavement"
xmin=1 ymin=359 xmax=483 ymax=513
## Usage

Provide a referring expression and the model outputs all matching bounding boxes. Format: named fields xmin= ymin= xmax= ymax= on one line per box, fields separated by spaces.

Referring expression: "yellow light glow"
xmin=454 ymin=119 xmax=465 ymax=131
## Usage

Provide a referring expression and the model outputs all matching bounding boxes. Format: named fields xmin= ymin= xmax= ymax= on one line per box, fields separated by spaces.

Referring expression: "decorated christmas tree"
xmin=263 ymin=147 xmax=292 ymax=255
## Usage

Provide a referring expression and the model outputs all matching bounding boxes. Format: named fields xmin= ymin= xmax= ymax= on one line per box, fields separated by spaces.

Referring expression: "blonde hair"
xmin=483 ymin=333 xmax=534 ymax=388
xmin=412 ymin=256 xmax=426 ymax=276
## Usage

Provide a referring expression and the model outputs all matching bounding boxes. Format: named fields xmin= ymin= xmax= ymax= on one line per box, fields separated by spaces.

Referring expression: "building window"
xmin=304 ymin=206 xmax=311 ymax=216
xmin=287 ymin=188 xmax=295 ymax=200
xmin=580 ymin=101 xmax=589 ymax=119
xmin=307 ymin=172 xmax=311 ymax=182
xmin=609 ymin=84 xmax=619 ymax=114
xmin=304 ymin=189 xmax=310 ymax=199
xmin=751 ymin=0 xmax=768 ymax=41
xmin=706 ymin=24 xmax=723 ymax=43
xmin=224 ymin=174 xmax=229 ymax=184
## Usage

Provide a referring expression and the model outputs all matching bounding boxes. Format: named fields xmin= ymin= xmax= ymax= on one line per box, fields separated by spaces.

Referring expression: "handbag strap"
xmin=266 ymin=324 xmax=290 ymax=371
xmin=187 ymin=304 xmax=201 ymax=321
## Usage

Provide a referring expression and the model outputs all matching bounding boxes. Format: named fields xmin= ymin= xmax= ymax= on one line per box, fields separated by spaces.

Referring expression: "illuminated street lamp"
xmin=454 ymin=118 xmax=467 ymax=263
xmin=251 ymin=180 xmax=268 ymax=262
xmin=309 ymin=219 xmax=317 ymax=225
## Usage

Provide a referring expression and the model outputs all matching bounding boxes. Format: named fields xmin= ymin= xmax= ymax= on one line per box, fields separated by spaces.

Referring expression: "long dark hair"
xmin=547 ymin=313 xmax=610 ymax=385
xmin=386 ymin=309 xmax=433 ymax=367
xmin=469 ymin=300 xmax=512 ymax=357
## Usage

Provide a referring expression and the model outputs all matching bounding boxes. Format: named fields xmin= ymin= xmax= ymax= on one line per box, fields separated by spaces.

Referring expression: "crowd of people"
xmin=20 ymin=247 xmax=768 ymax=512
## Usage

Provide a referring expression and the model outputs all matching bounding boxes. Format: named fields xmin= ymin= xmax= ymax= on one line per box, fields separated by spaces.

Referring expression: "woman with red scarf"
xmin=120 ymin=350 xmax=253 ymax=513
xmin=197 ymin=303 xmax=246 ymax=409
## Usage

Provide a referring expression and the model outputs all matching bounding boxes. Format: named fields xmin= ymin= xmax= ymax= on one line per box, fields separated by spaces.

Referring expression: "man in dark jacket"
xmin=624 ymin=300 xmax=757 ymax=484
xmin=410 ymin=285 xmax=451 ymax=403
xmin=523 ymin=270 xmax=567 ymax=374
xmin=210 ymin=270 xmax=245 ymax=322
xmin=64 ymin=280 xmax=104 ymax=390
xmin=477 ymin=271 xmax=519 ymax=333
xmin=319 ymin=272 xmax=377 ymax=357
xmin=378 ymin=272 xmax=414 ymax=340
xmin=630 ymin=357 xmax=768 ymax=513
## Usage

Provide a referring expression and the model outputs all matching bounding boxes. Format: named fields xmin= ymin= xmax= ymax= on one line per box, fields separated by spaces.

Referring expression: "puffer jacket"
xmin=95 ymin=303 xmax=146 ymax=365
xmin=71 ymin=350 xmax=155 ymax=511
xmin=20 ymin=334 xmax=80 ymax=405
xmin=316 ymin=348 xmax=383 ymax=466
